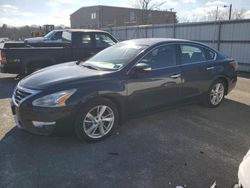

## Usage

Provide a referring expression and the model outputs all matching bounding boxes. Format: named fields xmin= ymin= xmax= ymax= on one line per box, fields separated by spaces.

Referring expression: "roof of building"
xmin=70 ymin=5 xmax=176 ymax=16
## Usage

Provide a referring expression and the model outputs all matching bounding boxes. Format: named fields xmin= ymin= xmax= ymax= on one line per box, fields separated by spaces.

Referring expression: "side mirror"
xmin=133 ymin=62 xmax=152 ymax=73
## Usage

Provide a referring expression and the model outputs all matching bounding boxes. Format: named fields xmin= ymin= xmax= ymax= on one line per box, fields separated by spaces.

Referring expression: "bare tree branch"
xmin=128 ymin=0 xmax=166 ymax=24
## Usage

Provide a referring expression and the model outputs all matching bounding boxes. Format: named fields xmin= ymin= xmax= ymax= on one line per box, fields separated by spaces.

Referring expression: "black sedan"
xmin=11 ymin=38 xmax=238 ymax=142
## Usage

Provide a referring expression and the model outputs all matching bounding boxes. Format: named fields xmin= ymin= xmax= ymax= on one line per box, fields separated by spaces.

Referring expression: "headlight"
xmin=32 ymin=89 xmax=77 ymax=107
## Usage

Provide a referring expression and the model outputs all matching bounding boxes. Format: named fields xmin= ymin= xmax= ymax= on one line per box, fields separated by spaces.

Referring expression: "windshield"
xmin=44 ymin=30 xmax=56 ymax=39
xmin=83 ymin=42 xmax=147 ymax=71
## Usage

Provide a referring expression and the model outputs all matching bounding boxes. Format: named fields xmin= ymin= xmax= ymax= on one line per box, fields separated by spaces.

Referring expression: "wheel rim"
xmin=210 ymin=83 xmax=224 ymax=105
xmin=83 ymin=105 xmax=114 ymax=139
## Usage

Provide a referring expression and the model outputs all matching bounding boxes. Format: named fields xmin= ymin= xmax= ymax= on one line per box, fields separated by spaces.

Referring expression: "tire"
xmin=74 ymin=98 xmax=119 ymax=142
xmin=205 ymin=79 xmax=226 ymax=108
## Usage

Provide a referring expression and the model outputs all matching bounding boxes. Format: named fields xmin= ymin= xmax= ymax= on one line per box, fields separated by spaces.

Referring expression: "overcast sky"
xmin=0 ymin=0 xmax=250 ymax=27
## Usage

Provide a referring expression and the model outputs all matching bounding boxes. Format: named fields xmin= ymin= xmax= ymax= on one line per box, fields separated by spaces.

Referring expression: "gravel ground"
xmin=0 ymin=73 xmax=249 ymax=188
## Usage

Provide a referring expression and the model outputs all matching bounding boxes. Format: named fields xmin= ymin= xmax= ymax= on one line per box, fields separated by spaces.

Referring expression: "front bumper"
xmin=10 ymin=100 xmax=77 ymax=135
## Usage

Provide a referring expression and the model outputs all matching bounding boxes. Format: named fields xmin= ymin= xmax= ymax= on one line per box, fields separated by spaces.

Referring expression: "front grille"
xmin=13 ymin=88 xmax=32 ymax=105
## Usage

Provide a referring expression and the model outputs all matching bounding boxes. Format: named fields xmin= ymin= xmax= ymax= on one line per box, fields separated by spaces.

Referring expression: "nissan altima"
xmin=11 ymin=38 xmax=238 ymax=142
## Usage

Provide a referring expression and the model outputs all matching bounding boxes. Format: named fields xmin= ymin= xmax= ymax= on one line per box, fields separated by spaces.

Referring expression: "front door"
xmin=127 ymin=44 xmax=182 ymax=114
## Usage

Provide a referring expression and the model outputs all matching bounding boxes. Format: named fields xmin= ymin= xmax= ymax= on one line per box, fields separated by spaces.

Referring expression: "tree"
xmin=132 ymin=0 xmax=166 ymax=10
xmin=204 ymin=8 xmax=247 ymax=21
xmin=129 ymin=0 xmax=166 ymax=24
xmin=231 ymin=9 xmax=246 ymax=19
xmin=2 ymin=24 xmax=8 ymax=30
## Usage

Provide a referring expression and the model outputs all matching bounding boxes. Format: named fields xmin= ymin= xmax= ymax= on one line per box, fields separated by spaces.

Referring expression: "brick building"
xmin=70 ymin=5 xmax=177 ymax=29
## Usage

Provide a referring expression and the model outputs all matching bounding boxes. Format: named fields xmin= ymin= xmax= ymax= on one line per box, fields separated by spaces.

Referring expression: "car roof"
xmin=121 ymin=38 xmax=204 ymax=46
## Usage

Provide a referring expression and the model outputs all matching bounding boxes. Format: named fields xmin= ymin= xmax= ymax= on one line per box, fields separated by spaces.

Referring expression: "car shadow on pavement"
xmin=0 ymin=75 xmax=19 ymax=99
xmin=0 ymin=98 xmax=250 ymax=188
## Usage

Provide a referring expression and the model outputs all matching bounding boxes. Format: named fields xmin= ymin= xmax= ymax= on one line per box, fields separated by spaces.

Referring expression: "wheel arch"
xmin=78 ymin=93 xmax=126 ymax=124
xmin=213 ymin=76 xmax=229 ymax=95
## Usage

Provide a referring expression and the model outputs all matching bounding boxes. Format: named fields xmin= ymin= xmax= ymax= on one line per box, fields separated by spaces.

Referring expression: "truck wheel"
xmin=74 ymin=98 xmax=119 ymax=142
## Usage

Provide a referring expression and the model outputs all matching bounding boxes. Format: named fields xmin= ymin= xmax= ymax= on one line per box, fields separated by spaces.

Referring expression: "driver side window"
xmin=142 ymin=44 xmax=177 ymax=69
xmin=51 ymin=31 xmax=62 ymax=40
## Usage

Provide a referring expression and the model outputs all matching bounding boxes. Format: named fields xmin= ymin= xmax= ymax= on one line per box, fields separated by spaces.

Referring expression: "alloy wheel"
xmin=83 ymin=105 xmax=115 ymax=139
xmin=210 ymin=83 xmax=224 ymax=106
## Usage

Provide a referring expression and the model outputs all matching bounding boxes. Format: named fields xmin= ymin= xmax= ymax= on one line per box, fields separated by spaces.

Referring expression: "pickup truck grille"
xmin=12 ymin=87 xmax=38 ymax=106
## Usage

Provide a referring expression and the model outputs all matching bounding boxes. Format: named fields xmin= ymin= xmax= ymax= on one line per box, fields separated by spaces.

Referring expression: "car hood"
xmin=19 ymin=62 xmax=112 ymax=90
xmin=25 ymin=37 xmax=45 ymax=42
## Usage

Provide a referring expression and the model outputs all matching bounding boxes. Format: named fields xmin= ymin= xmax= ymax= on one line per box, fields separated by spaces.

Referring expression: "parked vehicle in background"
xmin=24 ymin=30 xmax=63 ymax=43
xmin=0 ymin=29 xmax=118 ymax=75
xmin=10 ymin=38 xmax=237 ymax=142
xmin=233 ymin=149 xmax=250 ymax=188
xmin=30 ymin=24 xmax=55 ymax=38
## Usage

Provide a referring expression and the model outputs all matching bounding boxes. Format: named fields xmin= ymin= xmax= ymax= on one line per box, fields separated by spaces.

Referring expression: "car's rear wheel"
xmin=205 ymin=79 xmax=226 ymax=108
xmin=74 ymin=98 xmax=119 ymax=142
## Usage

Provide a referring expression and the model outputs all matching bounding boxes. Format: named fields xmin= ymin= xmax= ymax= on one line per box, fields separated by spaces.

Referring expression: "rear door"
xmin=178 ymin=43 xmax=216 ymax=98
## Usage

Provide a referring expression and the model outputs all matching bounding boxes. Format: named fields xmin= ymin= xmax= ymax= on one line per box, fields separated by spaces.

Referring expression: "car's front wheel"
xmin=205 ymin=79 xmax=226 ymax=108
xmin=74 ymin=98 xmax=119 ymax=142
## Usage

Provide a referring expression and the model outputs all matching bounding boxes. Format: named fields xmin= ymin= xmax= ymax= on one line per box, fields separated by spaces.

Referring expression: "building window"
xmin=129 ymin=11 xmax=135 ymax=22
xmin=91 ymin=12 xmax=96 ymax=19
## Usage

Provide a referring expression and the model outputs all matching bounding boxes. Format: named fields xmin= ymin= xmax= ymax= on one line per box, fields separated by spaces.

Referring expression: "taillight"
xmin=0 ymin=51 xmax=7 ymax=64
xmin=230 ymin=61 xmax=238 ymax=71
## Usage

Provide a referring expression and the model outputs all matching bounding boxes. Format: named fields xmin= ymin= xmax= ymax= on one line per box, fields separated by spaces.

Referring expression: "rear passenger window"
xmin=180 ymin=45 xmax=206 ymax=64
xmin=206 ymin=49 xmax=215 ymax=60
xmin=81 ymin=34 xmax=92 ymax=46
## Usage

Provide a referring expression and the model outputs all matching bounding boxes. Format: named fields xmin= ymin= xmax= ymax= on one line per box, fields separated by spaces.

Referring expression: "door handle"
xmin=206 ymin=66 xmax=215 ymax=70
xmin=170 ymin=73 xmax=181 ymax=79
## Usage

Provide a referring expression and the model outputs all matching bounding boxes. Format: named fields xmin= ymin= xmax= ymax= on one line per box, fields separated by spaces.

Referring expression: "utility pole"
xmin=229 ymin=4 xmax=232 ymax=20
xmin=224 ymin=4 xmax=232 ymax=20
xmin=215 ymin=6 xmax=219 ymax=20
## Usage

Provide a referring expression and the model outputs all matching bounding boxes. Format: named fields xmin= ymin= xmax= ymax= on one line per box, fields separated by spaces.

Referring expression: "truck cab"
xmin=24 ymin=30 xmax=63 ymax=43
xmin=0 ymin=29 xmax=118 ymax=75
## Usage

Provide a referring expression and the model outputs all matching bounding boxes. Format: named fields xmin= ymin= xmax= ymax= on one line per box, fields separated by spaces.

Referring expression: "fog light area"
xmin=32 ymin=121 xmax=56 ymax=128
